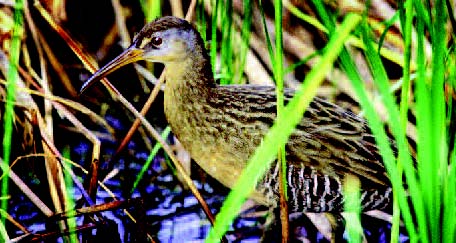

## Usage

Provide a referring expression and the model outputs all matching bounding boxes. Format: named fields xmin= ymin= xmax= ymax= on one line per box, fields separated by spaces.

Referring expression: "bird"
xmin=80 ymin=16 xmax=392 ymax=213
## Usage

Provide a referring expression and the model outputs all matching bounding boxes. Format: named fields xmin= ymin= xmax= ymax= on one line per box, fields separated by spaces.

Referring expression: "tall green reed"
xmin=140 ymin=0 xmax=161 ymax=22
xmin=2 ymin=0 xmax=24 ymax=237
xmin=63 ymin=147 xmax=78 ymax=243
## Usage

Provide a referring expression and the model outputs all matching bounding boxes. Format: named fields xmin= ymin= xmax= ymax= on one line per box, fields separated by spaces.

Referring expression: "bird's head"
xmin=80 ymin=16 xmax=206 ymax=93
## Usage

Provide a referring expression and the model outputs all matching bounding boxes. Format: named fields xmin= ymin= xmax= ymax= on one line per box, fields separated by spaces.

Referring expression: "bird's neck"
xmin=162 ymin=53 xmax=216 ymax=165
xmin=162 ymin=50 xmax=215 ymax=126
xmin=164 ymin=53 xmax=215 ymax=98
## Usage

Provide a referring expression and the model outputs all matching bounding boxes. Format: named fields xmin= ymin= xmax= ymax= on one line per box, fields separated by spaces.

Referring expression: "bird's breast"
xmin=163 ymin=86 xmax=267 ymax=193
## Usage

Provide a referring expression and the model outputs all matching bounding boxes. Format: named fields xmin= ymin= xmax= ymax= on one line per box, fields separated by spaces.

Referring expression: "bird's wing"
xmin=287 ymin=96 xmax=390 ymax=187
xmin=214 ymin=84 xmax=391 ymax=187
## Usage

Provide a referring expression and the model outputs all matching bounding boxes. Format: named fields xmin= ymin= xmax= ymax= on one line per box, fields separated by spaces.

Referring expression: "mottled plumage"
xmin=81 ymin=16 xmax=392 ymax=212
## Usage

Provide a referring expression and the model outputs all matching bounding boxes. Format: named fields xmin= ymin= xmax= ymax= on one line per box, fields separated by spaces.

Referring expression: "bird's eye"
xmin=151 ymin=36 xmax=162 ymax=46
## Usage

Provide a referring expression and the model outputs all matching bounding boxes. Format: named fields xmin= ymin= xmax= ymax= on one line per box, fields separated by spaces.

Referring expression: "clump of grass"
xmin=313 ymin=0 xmax=456 ymax=242
xmin=203 ymin=0 xmax=252 ymax=85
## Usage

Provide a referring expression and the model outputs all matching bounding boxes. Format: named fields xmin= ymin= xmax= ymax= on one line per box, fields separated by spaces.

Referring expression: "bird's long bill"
xmin=80 ymin=46 xmax=144 ymax=94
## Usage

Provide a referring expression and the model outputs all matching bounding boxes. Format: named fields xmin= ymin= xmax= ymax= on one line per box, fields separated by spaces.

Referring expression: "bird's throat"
xmin=162 ymin=56 xmax=215 ymax=152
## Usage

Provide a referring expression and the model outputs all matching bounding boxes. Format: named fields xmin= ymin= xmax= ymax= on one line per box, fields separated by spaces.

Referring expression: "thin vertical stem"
xmin=273 ymin=0 xmax=288 ymax=241
xmin=2 ymin=0 xmax=24 ymax=231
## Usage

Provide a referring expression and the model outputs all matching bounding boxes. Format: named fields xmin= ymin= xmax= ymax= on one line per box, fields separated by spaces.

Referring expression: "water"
xmin=6 ymin=114 xmax=407 ymax=242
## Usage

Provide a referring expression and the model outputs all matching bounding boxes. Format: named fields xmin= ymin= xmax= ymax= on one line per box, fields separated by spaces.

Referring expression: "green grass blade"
xmin=377 ymin=11 xmax=399 ymax=54
xmin=443 ymin=145 xmax=456 ymax=243
xmin=131 ymin=126 xmax=171 ymax=194
xmin=414 ymin=4 xmax=434 ymax=243
xmin=274 ymin=0 xmax=284 ymax=110
xmin=344 ymin=175 xmax=362 ymax=243
xmin=196 ymin=0 xmax=207 ymax=43
xmin=2 ymin=0 xmax=24 ymax=231
xmin=399 ymin=0 xmax=413 ymax=130
xmin=397 ymin=0 xmax=427 ymax=241
xmin=273 ymin=0 xmax=289 ymax=237
xmin=139 ymin=0 xmax=161 ymax=23
xmin=284 ymin=2 xmax=327 ymax=33
xmin=233 ymin=0 xmax=252 ymax=84
xmin=443 ymin=40 xmax=456 ymax=243
xmin=219 ymin=0 xmax=233 ymax=84
xmin=210 ymin=0 xmax=219 ymax=80
xmin=258 ymin=0 xmax=275 ymax=68
xmin=285 ymin=51 xmax=320 ymax=74
xmin=428 ymin=1 xmax=448 ymax=241
xmin=312 ymin=0 xmax=336 ymax=33
xmin=205 ymin=13 xmax=362 ymax=242
xmin=0 ymin=216 xmax=8 ymax=242
xmin=412 ymin=0 xmax=431 ymax=32
xmin=63 ymin=147 xmax=78 ymax=243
